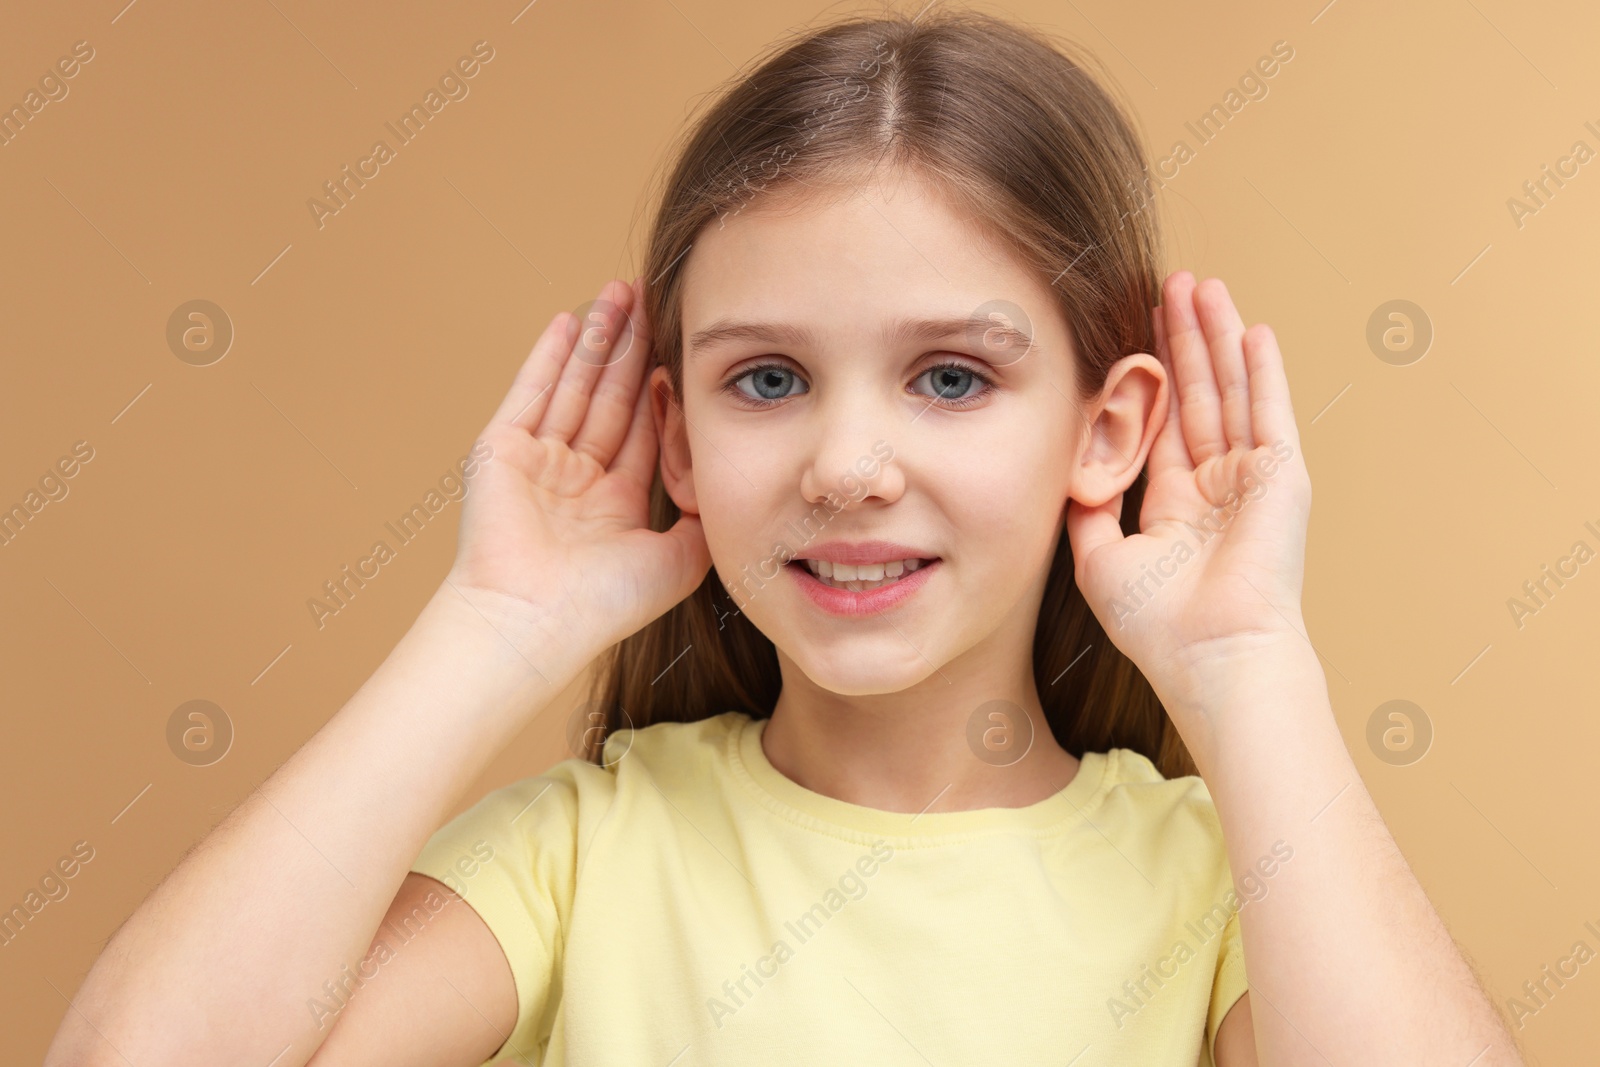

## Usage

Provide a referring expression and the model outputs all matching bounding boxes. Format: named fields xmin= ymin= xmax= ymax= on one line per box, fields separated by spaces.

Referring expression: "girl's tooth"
xmin=804 ymin=558 xmax=934 ymax=585
xmin=807 ymin=560 xmax=934 ymax=591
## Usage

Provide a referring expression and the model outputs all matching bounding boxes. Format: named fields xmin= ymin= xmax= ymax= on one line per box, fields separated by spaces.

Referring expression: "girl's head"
xmin=590 ymin=7 xmax=1192 ymax=776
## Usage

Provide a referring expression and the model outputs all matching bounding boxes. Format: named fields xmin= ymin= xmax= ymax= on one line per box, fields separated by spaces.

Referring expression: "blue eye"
xmin=718 ymin=359 xmax=995 ymax=409
xmin=911 ymin=362 xmax=993 ymax=407
xmin=726 ymin=363 xmax=808 ymax=404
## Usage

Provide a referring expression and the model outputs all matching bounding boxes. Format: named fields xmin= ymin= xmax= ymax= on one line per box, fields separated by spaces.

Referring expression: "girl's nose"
xmin=798 ymin=421 xmax=903 ymax=509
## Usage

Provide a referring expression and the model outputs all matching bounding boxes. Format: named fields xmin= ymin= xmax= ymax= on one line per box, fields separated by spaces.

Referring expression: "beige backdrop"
xmin=2 ymin=0 xmax=1595 ymax=1062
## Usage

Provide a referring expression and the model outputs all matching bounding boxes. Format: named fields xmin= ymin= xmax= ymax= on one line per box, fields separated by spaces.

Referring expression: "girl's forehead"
xmin=681 ymin=183 xmax=1052 ymax=334
xmin=703 ymin=171 xmax=1002 ymax=257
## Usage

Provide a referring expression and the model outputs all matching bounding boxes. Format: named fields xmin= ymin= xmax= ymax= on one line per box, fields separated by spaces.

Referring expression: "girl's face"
xmin=654 ymin=168 xmax=1109 ymax=696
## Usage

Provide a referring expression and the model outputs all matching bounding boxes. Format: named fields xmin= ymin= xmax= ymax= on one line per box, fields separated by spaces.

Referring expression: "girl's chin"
xmin=779 ymin=641 xmax=948 ymax=695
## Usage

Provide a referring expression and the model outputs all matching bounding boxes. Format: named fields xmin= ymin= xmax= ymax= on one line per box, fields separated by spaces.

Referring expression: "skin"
xmin=650 ymin=166 xmax=1521 ymax=1063
xmin=652 ymin=166 xmax=1161 ymax=816
xmin=46 ymin=164 xmax=1523 ymax=1065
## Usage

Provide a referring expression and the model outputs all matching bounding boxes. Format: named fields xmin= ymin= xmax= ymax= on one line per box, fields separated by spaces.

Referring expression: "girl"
xmin=50 ymin=8 xmax=1520 ymax=1067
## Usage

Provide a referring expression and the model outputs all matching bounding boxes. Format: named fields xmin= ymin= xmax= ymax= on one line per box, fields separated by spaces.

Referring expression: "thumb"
xmin=1063 ymin=492 xmax=1125 ymax=589
xmin=661 ymin=512 xmax=713 ymax=599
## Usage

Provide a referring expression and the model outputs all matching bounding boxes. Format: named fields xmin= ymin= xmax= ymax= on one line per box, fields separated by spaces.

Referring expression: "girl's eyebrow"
xmin=687 ymin=315 xmax=1033 ymax=359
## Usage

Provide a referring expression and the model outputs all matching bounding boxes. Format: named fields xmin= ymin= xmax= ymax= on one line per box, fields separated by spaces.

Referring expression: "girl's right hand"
xmin=444 ymin=277 xmax=712 ymax=659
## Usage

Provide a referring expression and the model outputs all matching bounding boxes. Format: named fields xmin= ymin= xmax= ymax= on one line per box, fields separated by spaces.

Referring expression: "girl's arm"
xmin=44 ymin=583 xmax=591 ymax=1067
xmin=298 ymin=870 xmax=529 ymax=1066
xmin=44 ymin=278 xmax=711 ymax=1067
xmin=1170 ymin=637 xmax=1520 ymax=1065
xmin=1066 ymin=272 xmax=1521 ymax=1065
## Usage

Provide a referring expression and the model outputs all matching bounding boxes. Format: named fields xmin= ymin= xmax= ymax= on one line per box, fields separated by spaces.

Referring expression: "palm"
xmin=456 ymin=425 xmax=647 ymax=603
xmin=1067 ymin=273 xmax=1312 ymax=687
xmin=448 ymin=279 xmax=711 ymax=655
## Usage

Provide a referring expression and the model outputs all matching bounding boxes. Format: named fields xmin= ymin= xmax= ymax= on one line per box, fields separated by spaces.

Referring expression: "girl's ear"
xmin=650 ymin=364 xmax=700 ymax=515
xmin=1070 ymin=353 xmax=1167 ymax=508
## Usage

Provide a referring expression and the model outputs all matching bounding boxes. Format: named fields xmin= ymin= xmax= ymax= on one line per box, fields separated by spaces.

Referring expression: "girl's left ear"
xmin=650 ymin=364 xmax=700 ymax=515
xmin=1069 ymin=353 xmax=1168 ymax=508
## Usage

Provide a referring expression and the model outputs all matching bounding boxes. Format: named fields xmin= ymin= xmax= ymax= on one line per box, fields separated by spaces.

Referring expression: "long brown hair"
xmin=584 ymin=5 xmax=1196 ymax=779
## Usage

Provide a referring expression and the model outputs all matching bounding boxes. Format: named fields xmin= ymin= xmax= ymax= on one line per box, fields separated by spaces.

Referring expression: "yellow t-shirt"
xmin=410 ymin=710 xmax=1248 ymax=1066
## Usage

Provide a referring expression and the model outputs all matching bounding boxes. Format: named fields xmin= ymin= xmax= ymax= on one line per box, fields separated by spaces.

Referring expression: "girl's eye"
xmin=724 ymin=363 xmax=808 ymax=405
xmin=910 ymin=361 xmax=994 ymax=408
xmin=718 ymin=359 xmax=996 ymax=409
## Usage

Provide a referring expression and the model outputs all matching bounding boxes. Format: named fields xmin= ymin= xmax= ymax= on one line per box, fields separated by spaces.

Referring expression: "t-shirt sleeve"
xmin=409 ymin=767 xmax=584 ymax=1066
xmin=1206 ymin=905 xmax=1249 ymax=1064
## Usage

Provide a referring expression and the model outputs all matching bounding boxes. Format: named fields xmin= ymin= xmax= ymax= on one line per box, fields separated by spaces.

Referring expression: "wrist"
xmin=1150 ymin=632 xmax=1332 ymax=775
xmin=299 ymin=579 xmax=606 ymax=835
xmin=432 ymin=572 xmax=607 ymax=666
xmin=394 ymin=580 xmax=604 ymax=724
xmin=1154 ymin=624 xmax=1317 ymax=701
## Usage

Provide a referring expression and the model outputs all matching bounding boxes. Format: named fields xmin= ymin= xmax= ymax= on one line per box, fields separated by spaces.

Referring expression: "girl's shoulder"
xmin=409 ymin=714 xmax=749 ymax=888
xmin=1093 ymin=746 xmax=1230 ymax=852
xmin=595 ymin=709 xmax=749 ymax=779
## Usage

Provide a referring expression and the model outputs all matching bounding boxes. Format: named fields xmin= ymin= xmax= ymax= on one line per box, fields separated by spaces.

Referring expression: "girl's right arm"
xmin=44 ymin=278 xmax=711 ymax=1067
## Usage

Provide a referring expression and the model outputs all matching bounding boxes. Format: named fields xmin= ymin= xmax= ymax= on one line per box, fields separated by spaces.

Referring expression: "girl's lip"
xmin=785 ymin=558 xmax=940 ymax=617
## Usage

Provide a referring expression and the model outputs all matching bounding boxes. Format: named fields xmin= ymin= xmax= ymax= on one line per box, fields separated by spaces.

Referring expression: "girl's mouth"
xmin=791 ymin=556 xmax=936 ymax=591
xmin=784 ymin=557 xmax=941 ymax=616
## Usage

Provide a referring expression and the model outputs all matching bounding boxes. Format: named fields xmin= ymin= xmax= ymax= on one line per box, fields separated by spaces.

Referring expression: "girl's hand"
xmin=445 ymin=278 xmax=712 ymax=658
xmin=1065 ymin=271 xmax=1313 ymax=705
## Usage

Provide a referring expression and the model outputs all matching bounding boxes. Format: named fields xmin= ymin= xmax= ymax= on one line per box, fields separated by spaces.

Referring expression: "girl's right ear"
xmin=649 ymin=364 xmax=699 ymax=515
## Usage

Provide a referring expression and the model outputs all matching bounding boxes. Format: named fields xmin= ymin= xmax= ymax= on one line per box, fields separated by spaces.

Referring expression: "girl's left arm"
xmin=1065 ymin=272 xmax=1524 ymax=1066
xmin=1169 ymin=635 xmax=1522 ymax=1067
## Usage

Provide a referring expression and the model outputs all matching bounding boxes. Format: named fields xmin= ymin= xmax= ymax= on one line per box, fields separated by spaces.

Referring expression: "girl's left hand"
xmin=1065 ymin=271 xmax=1314 ymax=708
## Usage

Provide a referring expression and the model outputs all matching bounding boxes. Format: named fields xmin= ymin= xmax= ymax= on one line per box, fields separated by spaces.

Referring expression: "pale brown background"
xmin=2 ymin=0 xmax=1595 ymax=1062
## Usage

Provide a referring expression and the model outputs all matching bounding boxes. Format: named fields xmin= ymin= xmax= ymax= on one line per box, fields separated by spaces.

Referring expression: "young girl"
xmin=51 ymin=9 xmax=1520 ymax=1067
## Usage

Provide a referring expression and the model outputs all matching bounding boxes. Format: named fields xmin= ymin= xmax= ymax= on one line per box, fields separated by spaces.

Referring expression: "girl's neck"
xmin=760 ymin=671 xmax=1081 ymax=816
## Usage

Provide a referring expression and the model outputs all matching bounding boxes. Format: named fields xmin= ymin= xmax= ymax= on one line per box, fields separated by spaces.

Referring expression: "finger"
xmin=660 ymin=511 xmax=713 ymax=598
xmin=1162 ymin=271 xmax=1228 ymax=466
xmin=489 ymin=311 xmax=580 ymax=431
xmin=1151 ymin=299 xmax=1168 ymax=364
xmin=1063 ymin=493 xmax=1125 ymax=586
xmin=570 ymin=278 xmax=651 ymax=467
xmin=1145 ymin=299 xmax=1194 ymax=476
xmin=609 ymin=352 xmax=659 ymax=489
xmin=538 ymin=279 xmax=635 ymax=444
xmin=1242 ymin=323 xmax=1301 ymax=456
xmin=1193 ymin=277 xmax=1255 ymax=452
